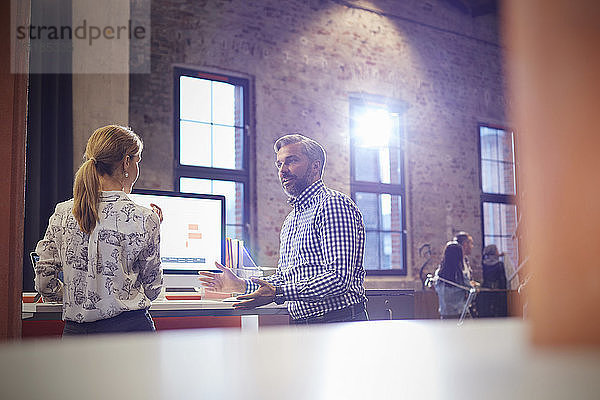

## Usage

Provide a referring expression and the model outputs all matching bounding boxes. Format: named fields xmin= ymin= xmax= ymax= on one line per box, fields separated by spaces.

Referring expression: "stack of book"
xmin=224 ymin=238 xmax=261 ymax=279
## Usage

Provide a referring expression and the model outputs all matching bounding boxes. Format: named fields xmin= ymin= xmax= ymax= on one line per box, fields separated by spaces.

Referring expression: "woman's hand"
xmin=150 ymin=203 xmax=163 ymax=223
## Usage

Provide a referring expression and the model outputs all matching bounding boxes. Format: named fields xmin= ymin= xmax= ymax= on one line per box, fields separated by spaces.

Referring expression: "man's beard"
xmin=281 ymin=168 xmax=313 ymax=197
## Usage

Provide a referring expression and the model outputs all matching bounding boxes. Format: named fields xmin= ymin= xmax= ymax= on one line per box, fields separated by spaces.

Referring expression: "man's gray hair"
xmin=274 ymin=133 xmax=326 ymax=175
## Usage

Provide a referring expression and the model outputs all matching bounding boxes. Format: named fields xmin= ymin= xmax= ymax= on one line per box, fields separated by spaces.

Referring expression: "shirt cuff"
xmin=279 ymin=282 xmax=299 ymax=301
xmin=244 ymin=278 xmax=258 ymax=294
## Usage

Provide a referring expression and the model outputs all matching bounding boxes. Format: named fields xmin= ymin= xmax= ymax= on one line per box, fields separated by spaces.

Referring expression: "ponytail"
xmin=72 ymin=125 xmax=142 ymax=235
xmin=73 ymin=158 xmax=102 ymax=234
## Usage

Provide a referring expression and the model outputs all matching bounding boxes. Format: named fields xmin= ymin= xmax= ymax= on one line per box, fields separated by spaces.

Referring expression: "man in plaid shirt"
xmin=199 ymin=134 xmax=367 ymax=323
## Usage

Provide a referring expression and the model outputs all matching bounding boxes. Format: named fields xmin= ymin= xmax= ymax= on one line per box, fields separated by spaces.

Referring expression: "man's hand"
xmin=232 ymin=278 xmax=276 ymax=310
xmin=198 ymin=262 xmax=246 ymax=294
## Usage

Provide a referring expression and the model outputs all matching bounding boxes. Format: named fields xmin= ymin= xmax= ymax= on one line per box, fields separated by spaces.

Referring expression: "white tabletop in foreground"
xmin=2 ymin=319 xmax=600 ymax=400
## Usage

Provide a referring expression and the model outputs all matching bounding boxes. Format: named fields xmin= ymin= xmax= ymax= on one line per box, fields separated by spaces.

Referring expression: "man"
xmin=199 ymin=134 xmax=367 ymax=324
xmin=453 ymin=231 xmax=474 ymax=282
xmin=454 ymin=230 xmax=480 ymax=317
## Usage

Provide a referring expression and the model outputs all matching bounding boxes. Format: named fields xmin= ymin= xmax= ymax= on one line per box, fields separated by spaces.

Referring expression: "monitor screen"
xmin=129 ymin=189 xmax=225 ymax=273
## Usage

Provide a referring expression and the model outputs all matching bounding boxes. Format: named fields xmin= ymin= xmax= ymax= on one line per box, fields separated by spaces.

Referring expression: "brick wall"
xmin=129 ymin=0 xmax=508 ymax=288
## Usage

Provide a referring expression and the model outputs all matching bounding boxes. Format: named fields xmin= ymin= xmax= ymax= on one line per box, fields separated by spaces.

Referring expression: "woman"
xmin=34 ymin=125 xmax=162 ymax=335
xmin=434 ymin=241 xmax=473 ymax=319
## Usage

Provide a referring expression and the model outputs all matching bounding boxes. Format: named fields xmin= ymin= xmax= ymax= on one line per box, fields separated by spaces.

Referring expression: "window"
xmin=479 ymin=125 xmax=518 ymax=267
xmin=350 ymin=95 xmax=406 ymax=274
xmin=174 ymin=68 xmax=249 ymax=243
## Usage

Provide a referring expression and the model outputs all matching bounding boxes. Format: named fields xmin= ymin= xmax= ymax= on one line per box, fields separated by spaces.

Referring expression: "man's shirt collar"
xmin=288 ymin=179 xmax=324 ymax=209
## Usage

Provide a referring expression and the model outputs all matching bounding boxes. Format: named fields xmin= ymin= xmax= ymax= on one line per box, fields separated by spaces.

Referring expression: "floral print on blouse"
xmin=35 ymin=191 xmax=162 ymax=323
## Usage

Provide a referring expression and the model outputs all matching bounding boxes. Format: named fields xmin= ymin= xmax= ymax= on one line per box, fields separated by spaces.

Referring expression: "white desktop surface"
xmin=2 ymin=319 xmax=600 ymax=399
xmin=22 ymin=299 xmax=287 ymax=315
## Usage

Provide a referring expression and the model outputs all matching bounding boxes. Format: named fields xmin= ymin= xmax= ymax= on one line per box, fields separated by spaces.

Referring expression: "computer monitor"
xmin=129 ymin=189 xmax=225 ymax=277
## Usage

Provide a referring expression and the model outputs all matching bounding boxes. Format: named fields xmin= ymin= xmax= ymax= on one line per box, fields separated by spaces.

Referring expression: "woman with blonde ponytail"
xmin=34 ymin=125 xmax=162 ymax=335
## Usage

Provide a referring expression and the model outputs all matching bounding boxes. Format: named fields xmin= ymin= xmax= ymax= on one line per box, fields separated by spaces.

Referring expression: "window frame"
xmin=173 ymin=67 xmax=251 ymax=244
xmin=478 ymin=123 xmax=519 ymax=264
xmin=349 ymin=94 xmax=407 ymax=276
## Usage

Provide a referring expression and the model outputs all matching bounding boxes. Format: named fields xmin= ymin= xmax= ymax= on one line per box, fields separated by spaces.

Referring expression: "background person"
xmin=478 ymin=244 xmax=515 ymax=318
xmin=200 ymin=133 xmax=367 ymax=324
xmin=453 ymin=231 xmax=475 ymax=282
xmin=434 ymin=241 xmax=474 ymax=319
xmin=453 ymin=231 xmax=480 ymax=316
xmin=34 ymin=125 xmax=162 ymax=335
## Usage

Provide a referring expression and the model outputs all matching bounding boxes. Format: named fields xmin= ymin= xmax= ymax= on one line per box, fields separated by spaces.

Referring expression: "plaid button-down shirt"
xmin=247 ymin=180 xmax=366 ymax=320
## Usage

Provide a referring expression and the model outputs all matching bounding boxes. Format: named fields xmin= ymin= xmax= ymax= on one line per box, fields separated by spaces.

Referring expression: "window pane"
xmin=212 ymin=180 xmax=244 ymax=227
xmin=354 ymin=146 xmax=402 ymax=185
xmin=483 ymin=202 xmax=496 ymax=234
xmin=180 ymin=121 xmax=211 ymax=166
xmin=388 ymin=145 xmax=403 ymax=185
xmin=501 ymin=236 xmax=518 ymax=269
xmin=500 ymin=203 xmax=517 ymax=236
xmin=502 ymin=161 xmax=516 ymax=195
xmin=380 ymin=194 xmax=391 ymax=230
xmin=225 ymin=225 xmax=244 ymax=241
xmin=212 ymin=81 xmax=235 ymax=126
xmin=380 ymin=232 xmax=404 ymax=270
xmin=480 ymin=126 xmax=497 ymax=160
xmin=212 ymin=125 xmax=236 ymax=169
xmin=180 ymin=76 xmax=211 ymax=122
xmin=354 ymin=147 xmax=379 ymax=182
xmin=179 ymin=177 xmax=211 ymax=194
xmin=499 ymin=129 xmax=515 ymax=164
xmin=480 ymin=126 xmax=516 ymax=195
xmin=380 ymin=232 xmax=392 ymax=269
xmin=180 ymin=178 xmax=244 ymax=227
xmin=352 ymin=106 xmax=392 ymax=148
xmin=482 ymin=160 xmax=515 ymax=195
xmin=483 ymin=202 xmax=518 ymax=268
xmin=234 ymin=86 xmax=244 ymax=127
xmin=481 ymin=160 xmax=500 ymax=193
xmin=210 ymin=126 xmax=244 ymax=170
xmin=380 ymin=194 xmax=402 ymax=231
xmin=378 ymin=148 xmax=390 ymax=183
xmin=355 ymin=192 xmax=379 ymax=229
xmin=364 ymin=231 xmax=380 ymax=270
xmin=351 ymin=104 xmax=402 ymax=185
xmin=234 ymin=128 xmax=244 ymax=169
xmin=356 ymin=192 xmax=404 ymax=271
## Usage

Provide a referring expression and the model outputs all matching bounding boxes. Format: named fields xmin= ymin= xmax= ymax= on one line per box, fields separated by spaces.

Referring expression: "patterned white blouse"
xmin=35 ymin=191 xmax=162 ymax=323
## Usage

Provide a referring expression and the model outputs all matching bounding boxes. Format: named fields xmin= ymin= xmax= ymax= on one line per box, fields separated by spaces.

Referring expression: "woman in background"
xmin=434 ymin=241 xmax=473 ymax=319
xmin=35 ymin=125 xmax=162 ymax=335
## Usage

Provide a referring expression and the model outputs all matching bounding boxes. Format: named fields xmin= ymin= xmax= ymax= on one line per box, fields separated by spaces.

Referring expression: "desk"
xmin=149 ymin=300 xmax=289 ymax=331
xmin=2 ymin=319 xmax=600 ymax=399
xmin=22 ymin=300 xmax=289 ymax=336
xmin=365 ymin=289 xmax=415 ymax=319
